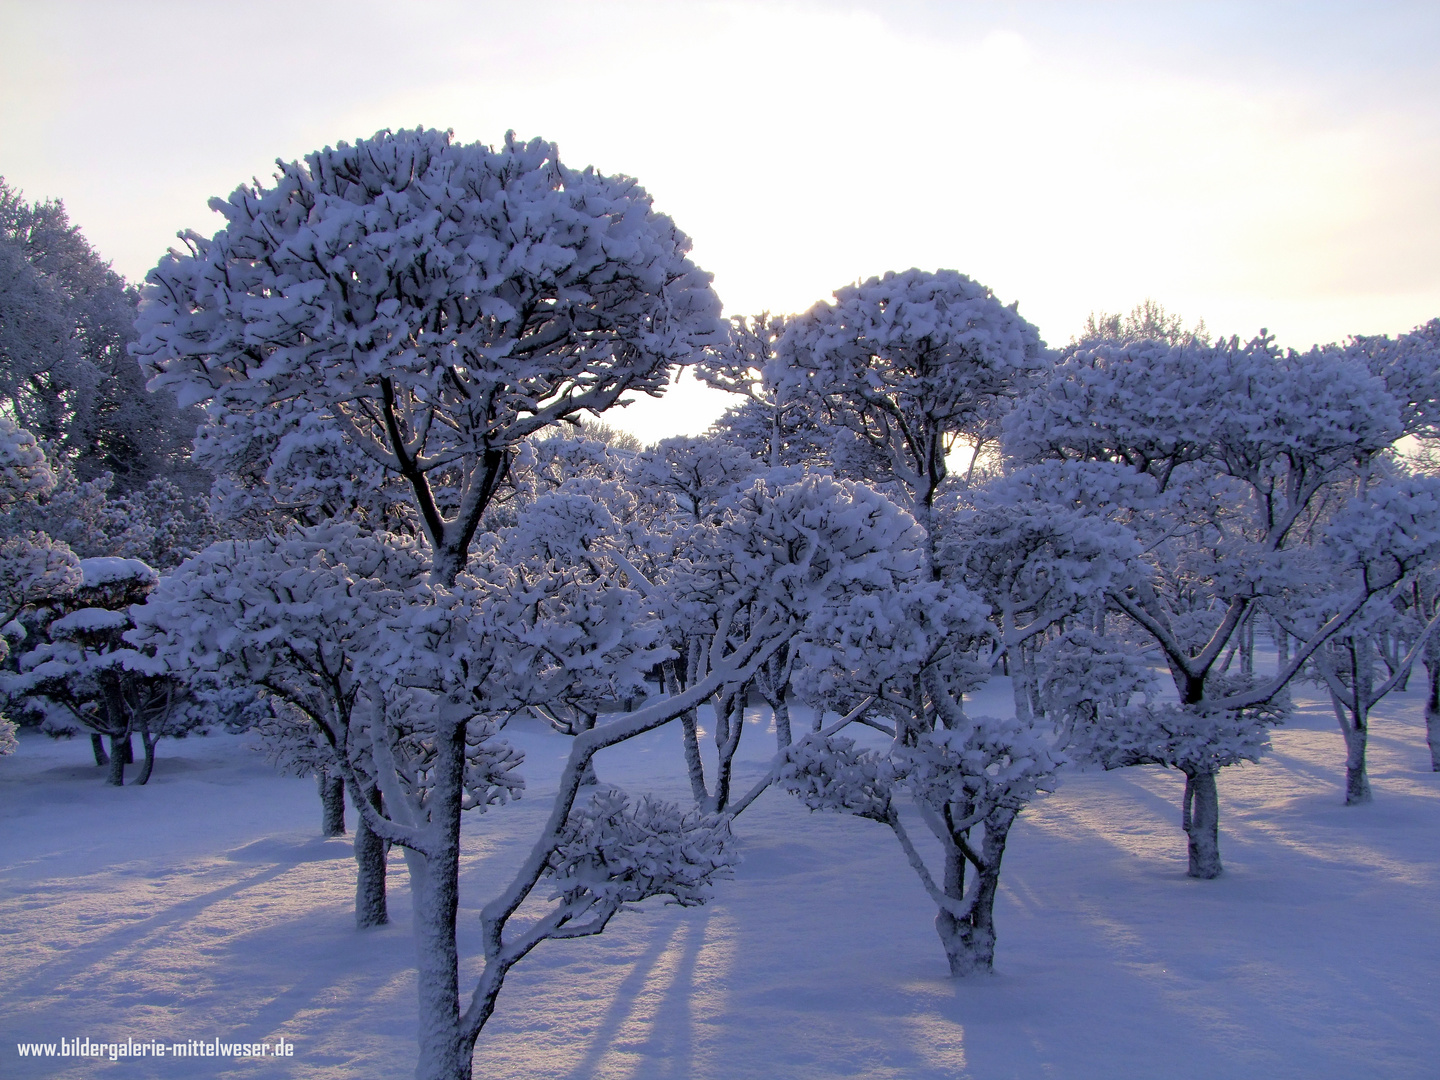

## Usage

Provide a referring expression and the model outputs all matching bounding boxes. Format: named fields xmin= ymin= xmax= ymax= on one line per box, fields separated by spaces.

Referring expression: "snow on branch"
xmin=545 ymin=789 xmax=738 ymax=917
xmin=780 ymin=733 xmax=896 ymax=821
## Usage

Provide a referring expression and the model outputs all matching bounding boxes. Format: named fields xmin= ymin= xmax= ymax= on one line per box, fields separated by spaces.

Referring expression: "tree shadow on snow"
xmin=6 ymin=859 xmax=322 ymax=1004
xmin=541 ymin=912 xmax=709 ymax=1080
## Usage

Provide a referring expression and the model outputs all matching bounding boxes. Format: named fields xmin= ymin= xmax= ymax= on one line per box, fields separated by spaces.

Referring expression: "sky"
xmin=3 ymin=0 xmax=1439 ymax=443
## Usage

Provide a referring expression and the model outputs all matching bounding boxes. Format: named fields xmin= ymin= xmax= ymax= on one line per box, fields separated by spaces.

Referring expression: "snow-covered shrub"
xmin=0 ymin=416 xmax=54 ymax=509
xmin=0 ymin=531 xmax=83 ymax=632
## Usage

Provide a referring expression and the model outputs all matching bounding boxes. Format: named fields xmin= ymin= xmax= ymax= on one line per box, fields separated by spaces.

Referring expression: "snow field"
xmin=2 ymin=679 xmax=1437 ymax=1080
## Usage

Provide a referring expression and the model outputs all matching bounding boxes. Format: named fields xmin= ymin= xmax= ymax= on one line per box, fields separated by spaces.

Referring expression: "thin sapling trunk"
xmin=664 ymin=658 xmax=709 ymax=803
xmin=135 ymin=721 xmax=159 ymax=786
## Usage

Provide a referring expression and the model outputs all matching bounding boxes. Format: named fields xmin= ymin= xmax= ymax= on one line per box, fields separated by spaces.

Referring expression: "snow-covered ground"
xmin=3 ymin=677 xmax=1438 ymax=1079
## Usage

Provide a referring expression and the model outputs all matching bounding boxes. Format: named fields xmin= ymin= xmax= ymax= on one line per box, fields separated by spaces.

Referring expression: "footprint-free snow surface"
xmin=3 ymin=678 xmax=1437 ymax=1079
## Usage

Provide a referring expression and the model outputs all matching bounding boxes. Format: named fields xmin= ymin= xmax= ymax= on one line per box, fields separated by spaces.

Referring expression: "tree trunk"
xmin=1024 ymin=640 xmax=1043 ymax=721
xmin=1336 ymin=690 xmax=1372 ymax=806
xmin=106 ymin=733 xmax=127 ymax=786
xmin=758 ymin=650 xmax=792 ymax=749
xmin=122 ymin=733 xmax=135 ymax=764
xmin=90 ymin=734 xmax=109 ymax=766
xmin=679 ymin=709 xmax=708 ymax=804
xmin=1344 ymin=726 xmax=1372 ymax=805
xmin=1331 ymin=644 xmax=1374 ymax=805
xmin=1009 ymin=638 xmax=1033 ymax=725
xmin=409 ymin=720 xmax=471 ymax=1080
xmin=662 ymin=659 xmax=708 ymax=806
xmin=772 ymin=693 xmax=792 ymax=749
xmin=134 ymin=727 xmax=158 ymax=786
xmin=1182 ymin=768 xmax=1222 ymax=878
xmin=934 ymin=811 xmax=1014 ymax=976
xmin=709 ymin=692 xmax=744 ymax=813
xmin=664 ymin=658 xmax=709 ymax=803
xmin=1426 ymin=660 xmax=1440 ymax=772
xmin=321 ymin=772 xmax=347 ymax=836
xmin=354 ymin=784 xmax=388 ymax=929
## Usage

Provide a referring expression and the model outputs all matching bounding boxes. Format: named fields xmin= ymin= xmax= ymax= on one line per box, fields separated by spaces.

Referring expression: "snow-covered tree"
xmin=750 ymin=271 xmax=1056 ymax=973
xmin=695 ymin=312 xmax=832 ymax=471
xmin=786 ymin=530 xmax=1079 ymax=978
xmin=776 ymin=517 xmax=1065 ymax=978
xmin=1346 ymin=318 xmax=1440 ymax=442
xmin=0 ymin=417 xmax=83 ymax=756
xmin=759 ymin=270 xmax=1065 ymax=976
xmin=773 ymin=268 xmax=1047 ymax=567
xmin=134 ymin=127 xmax=723 ymax=586
xmin=132 ymin=522 xmax=446 ymax=925
xmin=1400 ymin=564 xmax=1440 ymax=772
xmin=0 ymin=414 xmax=55 ymax=509
xmin=1297 ymin=475 xmax=1440 ymax=801
xmin=1007 ymin=332 xmax=1435 ymax=875
xmin=944 ymin=483 xmax=1137 ymax=724
xmin=10 ymin=467 xmax=215 ymax=571
xmin=709 ymin=392 xmax=837 ymax=473
xmin=1077 ymin=298 xmax=1210 ymax=348
xmin=573 ymin=418 xmax=642 ymax=452
xmin=581 ymin=439 xmax=776 ymax=798
xmin=10 ymin=557 xmax=199 ymax=784
xmin=0 ymin=530 xmax=83 ymax=638
xmin=0 ymin=179 xmax=203 ymax=494
xmin=470 ymin=469 xmax=947 ymax=1034
xmin=783 ymin=699 xmax=1060 ymax=976
xmin=0 ymin=418 xmax=83 ymax=635
xmin=630 ymin=436 xmax=756 ymax=525
xmin=671 ymin=475 xmax=939 ymax=809
xmin=132 ymin=127 xmax=736 ymax=1080
xmin=492 ymin=485 xmax=669 ymax=783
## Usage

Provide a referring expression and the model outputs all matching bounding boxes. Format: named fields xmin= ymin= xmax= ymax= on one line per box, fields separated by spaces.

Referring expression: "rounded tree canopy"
xmin=133 ymin=128 xmax=724 ymax=573
xmin=773 ymin=268 xmax=1046 ymax=439
xmin=771 ymin=268 xmax=1046 ymax=509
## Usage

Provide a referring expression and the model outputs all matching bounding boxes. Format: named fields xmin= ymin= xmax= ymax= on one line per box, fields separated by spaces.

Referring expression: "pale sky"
xmin=3 ymin=0 xmax=1438 ymax=444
